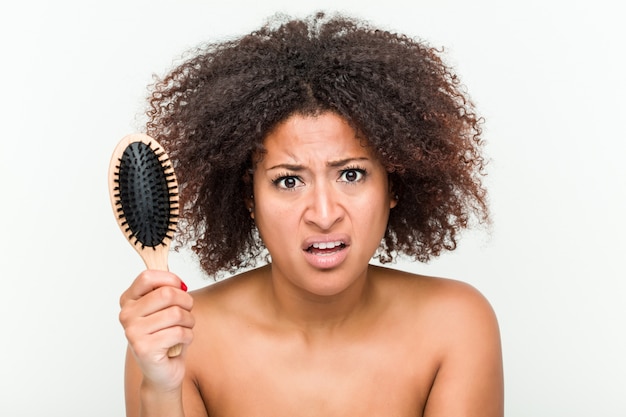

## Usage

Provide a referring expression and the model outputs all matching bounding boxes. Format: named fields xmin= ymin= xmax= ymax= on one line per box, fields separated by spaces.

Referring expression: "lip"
xmin=301 ymin=234 xmax=351 ymax=270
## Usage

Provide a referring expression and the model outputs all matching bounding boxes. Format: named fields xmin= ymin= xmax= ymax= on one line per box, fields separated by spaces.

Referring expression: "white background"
xmin=1 ymin=1 xmax=624 ymax=416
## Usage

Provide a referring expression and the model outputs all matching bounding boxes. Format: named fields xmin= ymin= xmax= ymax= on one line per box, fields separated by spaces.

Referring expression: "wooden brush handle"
xmin=141 ymin=254 xmax=183 ymax=358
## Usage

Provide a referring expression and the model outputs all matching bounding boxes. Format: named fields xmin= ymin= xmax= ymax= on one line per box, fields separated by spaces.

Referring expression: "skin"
xmin=120 ymin=112 xmax=504 ymax=417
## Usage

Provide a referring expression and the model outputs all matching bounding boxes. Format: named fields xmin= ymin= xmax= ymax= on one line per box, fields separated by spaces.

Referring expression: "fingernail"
xmin=180 ymin=281 xmax=188 ymax=292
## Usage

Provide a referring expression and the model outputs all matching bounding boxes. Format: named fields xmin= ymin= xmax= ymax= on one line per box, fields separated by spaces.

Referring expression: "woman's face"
xmin=252 ymin=112 xmax=396 ymax=297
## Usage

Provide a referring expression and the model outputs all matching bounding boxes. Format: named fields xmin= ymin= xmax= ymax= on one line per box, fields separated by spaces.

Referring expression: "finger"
xmin=120 ymin=269 xmax=186 ymax=306
xmin=119 ymin=287 xmax=193 ymax=329
xmin=129 ymin=325 xmax=195 ymax=361
xmin=126 ymin=304 xmax=196 ymax=339
xmin=136 ymin=285 xmax=193 ymax=317
xmin=127 ymin=308 xmax=195 ymax=355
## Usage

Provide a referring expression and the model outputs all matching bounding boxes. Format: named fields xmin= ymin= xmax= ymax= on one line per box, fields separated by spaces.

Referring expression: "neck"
xmin=265 ymin=264 xmax=375 ymax=335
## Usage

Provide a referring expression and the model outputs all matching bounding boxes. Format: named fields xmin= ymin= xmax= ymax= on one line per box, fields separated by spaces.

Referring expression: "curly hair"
xmin=145 ymin=11 xmax=489 ymax=276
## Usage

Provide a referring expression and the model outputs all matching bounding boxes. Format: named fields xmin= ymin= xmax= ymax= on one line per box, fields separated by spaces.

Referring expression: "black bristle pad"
xmin=118 ymin=142 xmax=172 ymax=247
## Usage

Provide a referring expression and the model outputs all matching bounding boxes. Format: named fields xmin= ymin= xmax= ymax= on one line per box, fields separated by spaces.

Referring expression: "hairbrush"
xmin=108 ymin=133 xmax=182 ymax=357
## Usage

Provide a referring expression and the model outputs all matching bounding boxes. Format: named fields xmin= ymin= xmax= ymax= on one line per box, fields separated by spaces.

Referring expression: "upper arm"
xmin=123 ymin=346 xmax=210 ymax=417
xmin=423 ymin=282 xmax=504 ymax=417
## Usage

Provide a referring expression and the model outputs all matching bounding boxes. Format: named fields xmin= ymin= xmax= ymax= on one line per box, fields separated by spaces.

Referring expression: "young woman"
xmin=118 ymin=12 xmax=503 ymax=417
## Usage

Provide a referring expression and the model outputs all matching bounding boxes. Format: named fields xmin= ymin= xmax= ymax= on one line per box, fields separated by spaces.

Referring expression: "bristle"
xmin=116 ymin=141 xmax=179 ymax=248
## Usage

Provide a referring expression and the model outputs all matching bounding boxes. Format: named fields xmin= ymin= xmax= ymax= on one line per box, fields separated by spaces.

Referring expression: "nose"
xmin=303 ymin=182 xmax=344 ymax=230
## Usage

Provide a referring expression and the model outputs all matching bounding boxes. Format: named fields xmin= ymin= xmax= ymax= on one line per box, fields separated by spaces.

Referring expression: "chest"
xmin=196 ymin=331 xmax=436 ymax=417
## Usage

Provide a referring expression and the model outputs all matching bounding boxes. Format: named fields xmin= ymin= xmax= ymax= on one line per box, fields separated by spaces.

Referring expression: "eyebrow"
xmin=267 ymin=157 xmax=370 ymax=171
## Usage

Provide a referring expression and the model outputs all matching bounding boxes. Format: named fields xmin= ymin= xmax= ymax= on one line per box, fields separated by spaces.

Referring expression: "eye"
xmin=339 ymin=168 xmax=365 ymax=183
xmin=273 ymin=175 xmax=303 ymax=190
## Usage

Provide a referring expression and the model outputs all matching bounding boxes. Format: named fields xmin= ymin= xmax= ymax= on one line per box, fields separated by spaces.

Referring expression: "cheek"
xmin=254 ymin=198 xmax=299 ymax=235
xmin=355 ymin=189 xmax=392 ymax=231
xmin=254 ymin=204 xmax=303 ymax=259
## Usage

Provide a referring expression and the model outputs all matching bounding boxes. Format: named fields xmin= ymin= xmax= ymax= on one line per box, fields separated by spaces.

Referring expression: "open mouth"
xmin=306 ymin=241 xmax=346 ymax=254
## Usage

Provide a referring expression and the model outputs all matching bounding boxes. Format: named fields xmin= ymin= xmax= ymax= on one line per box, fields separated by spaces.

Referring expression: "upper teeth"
xmin=311 ymin=241 xmax=342 ymax=249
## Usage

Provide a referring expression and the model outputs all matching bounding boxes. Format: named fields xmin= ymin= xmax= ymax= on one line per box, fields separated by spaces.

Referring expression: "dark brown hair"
xmin=146 ymin=12 xmax=489 ymax=276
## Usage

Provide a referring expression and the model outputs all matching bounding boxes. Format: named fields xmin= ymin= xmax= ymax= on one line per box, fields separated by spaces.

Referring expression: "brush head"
xmin=108 ymin=134 xmax=179 ymax=260
xmin=116 ymin=141 xmax=178 ymax=248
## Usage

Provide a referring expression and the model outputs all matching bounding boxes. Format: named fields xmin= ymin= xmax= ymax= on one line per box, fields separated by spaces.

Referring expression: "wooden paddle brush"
xmin=108 ymin=133 xmax=182 ymax=357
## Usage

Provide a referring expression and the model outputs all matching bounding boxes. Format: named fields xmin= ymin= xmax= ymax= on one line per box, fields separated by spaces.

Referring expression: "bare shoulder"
xmin=417 ymin=273 xmax=501 ymax=352
xmin=372 ymin=266 xmax=504 ymax=416
xmin=183 ymin=266 xmax=270 ymax=374
xmin=189 ymin=266 xmax=269 ymax=314
xmin=185 ymin=266 xmax=276 ymax=344
xmin=373 ymin=265 xmax=498 ymax=320
xmin=382 ymin=265 xmax=502 ymax=359
xmin=371 ymin=264 xmax=502 ymax=361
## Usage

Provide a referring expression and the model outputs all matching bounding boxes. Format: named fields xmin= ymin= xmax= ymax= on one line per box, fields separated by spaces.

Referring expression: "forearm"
xmin=138 ymin=381 xmax=185 ymax=417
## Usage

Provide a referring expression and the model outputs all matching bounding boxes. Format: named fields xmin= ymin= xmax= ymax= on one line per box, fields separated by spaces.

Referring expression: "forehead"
xmin=260 ymin=112 xmax=373 ymax=164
